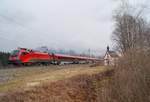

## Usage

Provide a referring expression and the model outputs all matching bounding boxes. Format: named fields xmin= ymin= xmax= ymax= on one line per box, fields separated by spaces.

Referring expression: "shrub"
xmin=99 ymin=51 xmax=150 ymax=102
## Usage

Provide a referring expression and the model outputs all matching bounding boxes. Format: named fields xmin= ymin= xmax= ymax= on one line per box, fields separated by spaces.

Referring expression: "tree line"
xmin=0 ymin=52 xmax=10 ymax=67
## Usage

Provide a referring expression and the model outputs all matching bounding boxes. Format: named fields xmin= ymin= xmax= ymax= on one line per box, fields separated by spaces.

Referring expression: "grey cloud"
xmin=0 ymin=0 xmax=118 ymax=55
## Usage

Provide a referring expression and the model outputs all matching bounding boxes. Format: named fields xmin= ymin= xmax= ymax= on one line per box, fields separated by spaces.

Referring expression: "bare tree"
xmin=102 ymin=1 xmax=150 ymax=102
xmin=112 ymin=0 xmax=150 ymax=54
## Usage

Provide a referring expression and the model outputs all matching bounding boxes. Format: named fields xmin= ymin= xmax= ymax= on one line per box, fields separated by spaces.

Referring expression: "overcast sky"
xmin=0 ymin=0 xmax=148 ymax=55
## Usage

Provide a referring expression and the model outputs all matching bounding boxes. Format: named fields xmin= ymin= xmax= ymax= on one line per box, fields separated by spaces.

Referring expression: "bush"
xmin=99 ymin=51 xmax=150 ymax=102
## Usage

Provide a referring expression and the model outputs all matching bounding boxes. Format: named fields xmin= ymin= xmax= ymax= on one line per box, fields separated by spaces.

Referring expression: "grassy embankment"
xmin=0 ymin=65 xmax=113 ymax=102
xmin=0 ymin=65 xmax=108 ymax=93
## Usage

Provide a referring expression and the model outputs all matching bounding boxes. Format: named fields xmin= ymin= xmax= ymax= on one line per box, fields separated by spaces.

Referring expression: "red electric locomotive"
xmin=9 ymin=48 xmax=53 ymax=65
xmin=9 ymin=48 xmax=99 ymax=65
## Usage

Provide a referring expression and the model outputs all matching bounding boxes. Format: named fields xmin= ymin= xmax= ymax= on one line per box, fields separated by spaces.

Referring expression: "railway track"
xmin=5 ymin=62 xmax=91 ymax=69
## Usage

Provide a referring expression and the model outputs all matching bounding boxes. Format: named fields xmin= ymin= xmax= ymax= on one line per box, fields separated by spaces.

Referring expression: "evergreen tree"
xmin=0 ymin=52 xmax=10 ymax=67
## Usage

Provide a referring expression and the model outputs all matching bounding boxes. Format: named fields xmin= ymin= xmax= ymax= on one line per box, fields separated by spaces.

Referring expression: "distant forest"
xmin=0 ymin=52 xmax=10 ymax=67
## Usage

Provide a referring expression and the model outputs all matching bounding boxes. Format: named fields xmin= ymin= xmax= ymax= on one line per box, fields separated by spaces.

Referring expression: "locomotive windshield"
xmin=11 ymin=50 xmax=19 ymax=56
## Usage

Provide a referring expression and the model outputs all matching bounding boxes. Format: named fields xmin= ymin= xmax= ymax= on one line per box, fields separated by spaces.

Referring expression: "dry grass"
xmin=1 ymin=54 xmax=149 ymax=102
xmin=0 ymin=65 xmax=59 ymax=92
xmin=97 ymin=52 xmax=150 ymax=102
xmin=0 ymin=68 xmax=113 ymax=102
xmin=0 ymin=65 xmax=106 ymax=93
